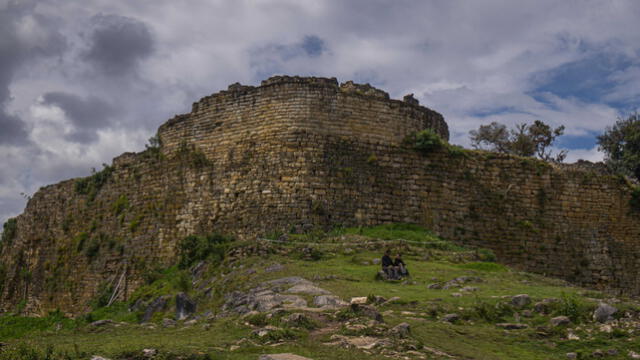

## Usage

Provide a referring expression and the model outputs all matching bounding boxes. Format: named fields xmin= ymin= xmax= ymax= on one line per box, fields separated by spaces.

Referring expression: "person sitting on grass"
xmin=394 ymin=253 xmax=409 ymax=278
xmin=381 ymin=249 xmax=397 ymax=279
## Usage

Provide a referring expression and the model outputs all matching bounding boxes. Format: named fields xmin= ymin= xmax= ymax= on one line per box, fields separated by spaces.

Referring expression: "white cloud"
xmin=2 ymin=0 xmax=640 ymax=226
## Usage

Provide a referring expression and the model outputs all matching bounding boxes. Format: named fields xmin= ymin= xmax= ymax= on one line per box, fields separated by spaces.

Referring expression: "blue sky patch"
xmin=530 ymin=52 xmax=635 ymax=107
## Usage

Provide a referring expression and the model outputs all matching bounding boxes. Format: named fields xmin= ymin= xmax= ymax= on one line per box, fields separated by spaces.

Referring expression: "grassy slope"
xmin=1 ymin=224 xmax=639 ymax=360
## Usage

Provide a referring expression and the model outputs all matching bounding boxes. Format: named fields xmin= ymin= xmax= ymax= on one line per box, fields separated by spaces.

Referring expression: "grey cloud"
xmin=249 ymin=34 xmax=328 ymax=79
xmin=42 ymin=92 xmax=116 ymax=144
xmin=0 ymin=113 xmax=29 ymax=145
xmin=84 ymin=14 xmax=154 ymax=76
xmin=0 ymin=0 xmax=66 ymax=145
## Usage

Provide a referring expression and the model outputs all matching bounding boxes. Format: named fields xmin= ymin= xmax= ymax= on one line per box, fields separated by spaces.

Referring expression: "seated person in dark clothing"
xmin=381 ymin=249 xmax=397 ymax=279
xmin=394 ymin=253 xmax=409 ymax=278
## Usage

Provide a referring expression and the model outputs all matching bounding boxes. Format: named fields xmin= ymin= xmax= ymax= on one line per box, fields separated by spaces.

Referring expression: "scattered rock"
xmin=593 ymin=303 xmax=617 ymax=323
xmin=284 ymin=313 xmax=311 ymax=327
xmin=350 ymin=303 xmax=384 ymax=322
xmin=427 ymin=283 xmax=442 ymax=289
xmin=142 ymin=348 xmax=157 ymax=357
xmin=566 ymin=353 xmax=577 ymax=359
xmin=607 ymin=349 xmax=618 ymax=356
xmin=592 ymin=349 xmax=604 ymax=357
xmin=259 ymin=353 xmax=314 ymax=360
xmin=265 ymin=263 xmax=285 ymax=273
xmin=253 ymin=326 xmax=281 ymax=338
xmin=350 ymin=297 xmax=368 ymax=305
xmin=90 ymin=357 xmax=111 ymax=360
xmin=89 ymin=319 xmax=114 ymax=327
xmin=511 ymin=294 xmax=531 ymax=308
xmin=460 ymin=286 xmax=478 ymax=292
xmin=550 ymin=316 xmax=571 ymax=327
xmin=451 ymin=292 xmax=462 ymax=297
xmin=384 ymin=296 xmax=401 ymax=304
xmin=370 ymin=295 xmax=386 ymax=305
xmin=141 ymin=296 xmax=168 ymax=323
xmin=176 ymin=292 xmax=197 ymax=320
xmin=372 ymin=258 xmax=381 ymax=265
xmin=521 ymin=310 xmax=533 ymax=318
xmin=496 ymin=323 xmax=528 ymax=330
xmin=162 ymin=318 xmax=176 ymax=328
xmin=389 ymin=322 xmax=410 ymax=338
xmin=567 ymin=331 xmax=580 ymax=340
xmin=328 ymin=334 xmax=391 ymax=350
xmin=629 ymin=350 xmax=640 ymax=359
xmin=313 ymin=295 xmax=347 ymax=308
xmin=441 ymin=313 xmax=460 ymax=323
xmin=533 ymin=298 xmax=559 ymax=314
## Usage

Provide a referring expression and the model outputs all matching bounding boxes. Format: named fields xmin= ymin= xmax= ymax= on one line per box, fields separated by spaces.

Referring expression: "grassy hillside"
xmin=1 ymin=224 xmax=639 ymax=360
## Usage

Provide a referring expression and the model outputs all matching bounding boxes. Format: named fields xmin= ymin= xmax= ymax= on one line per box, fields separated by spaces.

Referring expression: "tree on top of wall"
xmin=597 ymin=112 xmax=640 ymax=181
xmin=469 ymin=120 xmax=567 ymax=162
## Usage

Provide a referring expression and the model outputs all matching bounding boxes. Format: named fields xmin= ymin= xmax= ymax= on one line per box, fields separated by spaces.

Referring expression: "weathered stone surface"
xmin=2 ymin=75 xmax=640 ymax=315
xmin=593 ymin=303 xmax=617 ymax=323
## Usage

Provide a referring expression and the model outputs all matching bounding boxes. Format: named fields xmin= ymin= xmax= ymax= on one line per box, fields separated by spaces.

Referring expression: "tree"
xmin=597 ymin=112 xmax=640 ymax=180
xmin=470 ymin=120 xmax=567 ymax=162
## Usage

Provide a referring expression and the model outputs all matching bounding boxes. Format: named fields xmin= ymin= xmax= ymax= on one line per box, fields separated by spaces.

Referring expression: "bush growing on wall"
xmin=178 ymin=233 xmax=234 ymax=269
xmin=411 ymin=129 xmax=445 ymax=153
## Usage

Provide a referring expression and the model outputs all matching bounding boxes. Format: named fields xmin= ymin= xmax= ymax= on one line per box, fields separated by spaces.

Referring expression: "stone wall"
xmin=0 ymin=76 xmax=638 ymax=315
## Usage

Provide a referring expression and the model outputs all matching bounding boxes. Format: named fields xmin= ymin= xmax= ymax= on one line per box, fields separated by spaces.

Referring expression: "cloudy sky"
xmin=1 ymin=0 xmax=640 ymax=225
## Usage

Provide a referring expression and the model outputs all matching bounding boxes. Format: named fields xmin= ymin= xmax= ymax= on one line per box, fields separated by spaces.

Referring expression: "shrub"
xmin=112 ymin=195 xmax=129 ymax=215
xmin=177 ymin=233 xmax=234 ymax=269
xmin=1 ymin=218 xmax=18 ymax=247
xmin=84 ymin=238 xmax=101 ymax=261
xmin=472 ymin=299 xmax=513 ymax=323
xmin=412 ymin=129 xmax=445 ymax=153
xmin=245 ymin=313 xmax=269 ymax=327
xmin=554 ymin=292 xmax=590 ymax=323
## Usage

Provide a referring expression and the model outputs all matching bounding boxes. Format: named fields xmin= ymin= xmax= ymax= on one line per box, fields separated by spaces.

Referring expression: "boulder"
xmin=511 ymin=294 xmax=531 ymax=308
xmin=313 ymin=295 xmax=347 ymax=308
xmin=441 ymin=313 xmax=460 ymax=323
xmin=350 ymin=297 xmax=368 ymax=305
xmin=593 ymin=303 xmax=617 ymax=323
xmin=550 ymin=316 xmax=571 ymax=327
xmin=285 ymin=283 xmax=330 ymax=295
xmin=176 ymin=292 xmax=197 ymax=320
xmin=259 ymin=354 xmax=314 ymax=360
xmin=141 ymin=296 xmax=168 ymax=323
xmin=390 ymin=322 xmax=411 ymax=338
xmin=350 ymin=303 xmax=383 ymax=322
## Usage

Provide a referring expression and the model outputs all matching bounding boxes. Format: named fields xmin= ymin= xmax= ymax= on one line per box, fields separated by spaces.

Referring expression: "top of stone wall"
xmin=161 ymin=76 xmax=445 ymax=129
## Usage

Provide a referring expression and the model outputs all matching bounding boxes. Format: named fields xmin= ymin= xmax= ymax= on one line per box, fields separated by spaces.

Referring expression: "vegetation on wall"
xmin=597 ymin=112 xmax=640 ymax=181
xmin=469 ymin=120 xmax=567 ymax=162
xmin=410 ymin=129 xmax=446 ymax=153
xmin=177 ymin=233 xmax=234 ymax=269
xmin=74 ymin=164 xmax=114 ymax=201
xmin=1 ymin=218 xmax=18 ymax=248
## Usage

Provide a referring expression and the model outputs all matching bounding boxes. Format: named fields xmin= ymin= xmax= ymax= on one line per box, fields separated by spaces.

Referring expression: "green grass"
xmin=2 ymin=224 xmax=639 ymax=360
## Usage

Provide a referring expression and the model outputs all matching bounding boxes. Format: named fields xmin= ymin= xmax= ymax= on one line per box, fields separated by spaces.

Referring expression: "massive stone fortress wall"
xmin=0 ymin=76 xmax=638 ymax=315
